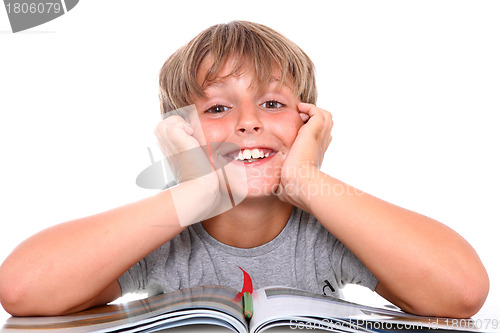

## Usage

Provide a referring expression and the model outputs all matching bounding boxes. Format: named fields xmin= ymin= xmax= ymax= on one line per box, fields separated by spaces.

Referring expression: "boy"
xmin=0 ymin=21 xmax=489 ymax=319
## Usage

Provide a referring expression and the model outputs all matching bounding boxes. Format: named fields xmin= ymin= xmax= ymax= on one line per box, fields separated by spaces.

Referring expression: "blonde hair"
xmin=159 ymin=20 xmax=317 ymax=114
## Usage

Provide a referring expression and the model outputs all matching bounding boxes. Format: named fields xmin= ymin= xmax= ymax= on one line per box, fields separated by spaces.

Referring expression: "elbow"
xmin=397 ymin=266 xmax=490 ymax=319
xmin=452 ymin=271 xmax=490 ymax=319
xmin=429 ymin=266 xmax=490 ymax=319
xmin=0 ymin=258 xmax=37 ymax=316
xmin=1 ymin=296 xmax=28 ymax=317
xmin=0 ymin=267 xmax=64 ymax=317
xmin=0 ymin=277 xmax=32 ymax=317
xmin=0 ymin=274 xmax=41 ymax=317
xmin=0 ymin=284 xmax=69 ymax=317
xmin=403 ymin=281 xmax=489 ymax=319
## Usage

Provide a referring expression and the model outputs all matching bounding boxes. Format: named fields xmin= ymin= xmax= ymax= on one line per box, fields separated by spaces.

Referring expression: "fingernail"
xmin=299 ymin=113 xmax=310 ymax=122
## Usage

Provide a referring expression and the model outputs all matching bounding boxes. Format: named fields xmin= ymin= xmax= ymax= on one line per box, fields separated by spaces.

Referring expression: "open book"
xmin=0 ymin=285 xmax=482 ymax=332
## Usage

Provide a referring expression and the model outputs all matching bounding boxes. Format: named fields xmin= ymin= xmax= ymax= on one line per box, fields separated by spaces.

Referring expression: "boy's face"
xmin=192 ymin=55 xmax=304 ymax=198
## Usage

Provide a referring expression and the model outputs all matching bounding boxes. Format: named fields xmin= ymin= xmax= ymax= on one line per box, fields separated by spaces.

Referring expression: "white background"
xmin=1 ymin=0 xmax=499 ymax=325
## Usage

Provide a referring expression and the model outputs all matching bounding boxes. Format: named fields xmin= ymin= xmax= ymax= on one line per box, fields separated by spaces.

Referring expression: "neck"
xmin=201 ymin=197 xmax=293 ymax=248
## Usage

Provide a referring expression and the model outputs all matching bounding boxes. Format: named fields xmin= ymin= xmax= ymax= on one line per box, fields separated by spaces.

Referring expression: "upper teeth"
xmin=236 ymin=149 xmax=270 ymax=161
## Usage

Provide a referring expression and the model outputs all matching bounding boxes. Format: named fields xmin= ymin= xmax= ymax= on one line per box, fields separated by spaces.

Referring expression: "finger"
xmin=297 ymin=102 xmax=312 ymax=120
xmin=154 ymin=118 xmax=200 ymax=159
xmin=298 ymin=103 xmax=332 ymax=125
xmin=169 ymin=104 xmax=207 ymax=146
xmin=302 ymin=104 xmax=333 ymax=139
xmin=155 ymin=115 xmax=185 ymax=136
xmin=155 ymin=116 xmax=196 ymax=142
xmin=299 ymin=113 xmax=310 ymax=122
xmin=297 ymin=104 xmax=328 ymax=137
xmin=183 ymin=123 xmax=195 ymax=135
xmin=297 ymin=102 xmax=313 ymax=113
xmin=299 ymin=103 xmax=333 ymax=119
xmin=299 ymin=104 xmax=333 ymax=153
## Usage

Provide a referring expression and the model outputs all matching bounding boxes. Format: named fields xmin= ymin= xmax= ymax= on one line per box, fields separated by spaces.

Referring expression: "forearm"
xmin=0 ymin=186 xmax=195 ymax=316
xmin=275 ymin=102 xmax=487 ymax=317
xmin=302 ymin=170 xmax=488 ymax=317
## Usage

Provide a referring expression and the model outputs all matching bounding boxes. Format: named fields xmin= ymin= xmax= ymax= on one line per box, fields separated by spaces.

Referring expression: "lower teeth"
xmin=244 ymin=158 xmax=262 ymax=162
xmin=238 ymin=157 xmax=266 ymax=163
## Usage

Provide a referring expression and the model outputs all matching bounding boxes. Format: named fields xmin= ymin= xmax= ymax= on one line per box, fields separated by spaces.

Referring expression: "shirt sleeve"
xmin=338 ymin=243 xmax=378 ymax=291
xmin=300 ymin=208 xmax=378 ymax=293
xmin=118 ymin=259 xmax=148 ymax=295
xmin=117 ymin=241 xmax=173 ymax=295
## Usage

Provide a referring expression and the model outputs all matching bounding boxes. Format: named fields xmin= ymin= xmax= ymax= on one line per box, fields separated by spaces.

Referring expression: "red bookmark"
xmin=239 ymin=267 xmax=253 ymax=294
xmin=233 ymin=266 xmax=253 ymax=301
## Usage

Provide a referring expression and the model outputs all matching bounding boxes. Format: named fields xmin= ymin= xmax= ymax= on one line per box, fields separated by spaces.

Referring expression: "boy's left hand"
xmin=274 ymin=103 xmax=333 ymax=211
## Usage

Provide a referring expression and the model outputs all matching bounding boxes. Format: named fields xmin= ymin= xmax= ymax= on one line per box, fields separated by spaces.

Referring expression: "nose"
xmin=235 ymin=105 xmax=263 ymax=135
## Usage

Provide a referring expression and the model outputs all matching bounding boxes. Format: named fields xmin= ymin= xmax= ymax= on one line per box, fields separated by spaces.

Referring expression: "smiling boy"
xmin=0 ymin=21 xmax=489 ymax=319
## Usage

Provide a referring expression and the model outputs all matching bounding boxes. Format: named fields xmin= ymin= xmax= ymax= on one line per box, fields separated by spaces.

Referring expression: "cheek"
xmin=268 ymin=112 xmax=303 ymax=146
xmin=199 ymin=119 xmax=228 ymax=143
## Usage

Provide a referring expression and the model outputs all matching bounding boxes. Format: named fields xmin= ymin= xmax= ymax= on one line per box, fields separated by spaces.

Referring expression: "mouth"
xmin=224 ymin=147 xmax=277 ymax=164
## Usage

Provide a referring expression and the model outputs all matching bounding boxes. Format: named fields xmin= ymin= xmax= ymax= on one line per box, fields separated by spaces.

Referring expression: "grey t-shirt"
xmin=119 ymin=206 xmax=378 ymax=298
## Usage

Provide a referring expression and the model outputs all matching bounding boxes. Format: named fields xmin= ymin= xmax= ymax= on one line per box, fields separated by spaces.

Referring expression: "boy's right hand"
xmin=154 ymin=105 xmax=247 ymax=227
xmin=155 ymin=112 xmax=213 ymax=184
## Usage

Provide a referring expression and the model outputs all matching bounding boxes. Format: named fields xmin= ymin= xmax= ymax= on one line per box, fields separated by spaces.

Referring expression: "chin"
xmin=223 ymin=164 xmax=281 ymax=201
xmin=244 ymin=178 xmax=279 ymax=198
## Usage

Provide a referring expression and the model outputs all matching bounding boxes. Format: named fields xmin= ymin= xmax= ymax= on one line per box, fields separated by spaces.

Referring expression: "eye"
xmin=205 ymin=104 xmax=230 ymax=114
xmin=260 ymin=100 xmax=285 ymax=109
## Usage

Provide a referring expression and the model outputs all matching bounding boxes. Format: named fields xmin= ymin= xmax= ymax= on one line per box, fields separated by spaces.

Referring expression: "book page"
xmin=1 ymin=286 xmax=247 ymax=333
xmin=249 ymin=287 xmax=479 ymax=333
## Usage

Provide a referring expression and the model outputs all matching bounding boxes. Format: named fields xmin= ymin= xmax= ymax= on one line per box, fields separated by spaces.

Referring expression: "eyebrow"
xmin=202 ymin=76 xmax=283 ymax=91
xmin=203 ymin=80 xmax=225 ymax=89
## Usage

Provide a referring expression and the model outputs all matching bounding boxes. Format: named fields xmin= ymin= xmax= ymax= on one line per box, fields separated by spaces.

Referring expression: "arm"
xmin=303 ymin=173 xmax=488 ymax=318
xmin=277 ymin=103 xmax=489 ymax=318
xmin=0 ymin=184 xmax=213 ymax=316
xmin=0 ymin=115 xmax=220 ymax=317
